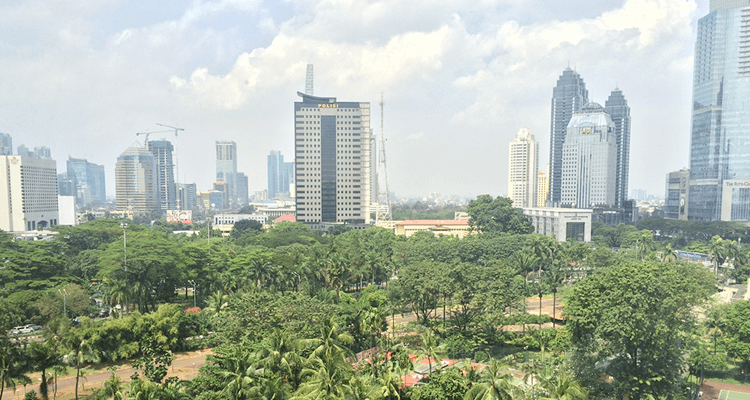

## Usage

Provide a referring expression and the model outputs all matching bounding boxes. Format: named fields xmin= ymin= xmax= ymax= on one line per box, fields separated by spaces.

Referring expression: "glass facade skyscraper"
xmin=688 ymin=0 xmax=750 ymax=221
xmin=215 ymin=141 xmax=237 ymax=208
xmin=66 ymin=157 xmax=106 ymax=206
xmin=549 ymin=68 xmax=588 ymax=206
xmin=604 ymin=88 xmax=631 ymax=209
xmin=147 ymin=140 xmax=176 ymax=211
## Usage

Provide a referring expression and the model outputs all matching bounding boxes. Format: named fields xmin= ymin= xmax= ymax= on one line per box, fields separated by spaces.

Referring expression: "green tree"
xmin=62 ymin=330 xmax=100 ymax=400
xmin=464 ymin=360 xmax=519 ymax=400
xmin=723 ymin=300 xmax=750 ymax=374
xmin=27 ymin=342 xmax=60 ymax=400
xmin=0 ymin=334 xmax=31 ymax=400
xmin=391 ymin=261 xmax=447 ymax=325
xmin=230 ymin=219 xmax=263 ymax=239
xmin=467 ymin=195 xmax=533 ymax=234
xmin=565 ymin=260 xmax=714 ymax=400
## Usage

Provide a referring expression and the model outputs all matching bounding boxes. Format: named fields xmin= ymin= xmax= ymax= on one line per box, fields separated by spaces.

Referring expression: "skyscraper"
xmin=507 ymin=129 xmax=539 ymax=208
xmin=0 ymin=155 xmax=59 ymax=231
xmin=268 ymin=151 xmax=286 ymax=199
xmin=176 ymin=183 xmax=197 ymax=210
xmin=561 ymin=103 xmax=617 ymax=208
xmin=688 ymin=0 xmax=750 ymax=221
xmin=236 ymin=172 xmax=249 ymax=206
xmin=537 ymin=164 xmax=549 ymax=208
xmin=0 ymin=133 xmax=12 ymax=155
xmin=549 ymin=68 xmax=588 ymax=206
xmin=115 ymin=147 xmax=159 ymax=216
xmin=147 ymin=140 xmax=176 ymax=211
xmin=294 ymin=92 xmax=372 ymax=224
xmin=604 ymin=88 xmax=631 ymax=208
xmin=216 ymin=141 xmax=237 ymax=208
xmin=66 ymin=157 xmax=106 ymax=206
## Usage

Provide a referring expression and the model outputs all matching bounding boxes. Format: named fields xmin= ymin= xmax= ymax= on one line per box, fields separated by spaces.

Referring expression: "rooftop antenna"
xmin=375 ymin=92 xmax=393 ymax=227
xmin=305 ymin=64 xmax=314 ymax=95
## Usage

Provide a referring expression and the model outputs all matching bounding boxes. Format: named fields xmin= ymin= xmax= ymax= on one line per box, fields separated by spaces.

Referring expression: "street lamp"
xmin=188 ymin=280 xmax=197 ymax=308
xmin=120 ymin=223 xmax=128 ymax=272
xmin=58 ymin=288 xmax=67 ymax=318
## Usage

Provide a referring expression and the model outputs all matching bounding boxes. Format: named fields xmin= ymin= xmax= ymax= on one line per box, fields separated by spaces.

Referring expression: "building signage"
xmin=166 ymin=210 xmax=193 ymax=224
xmin=317 ymin=103 xmax=339 ymax=108
xmin=724 ymin=180 xmax=750 ymax=188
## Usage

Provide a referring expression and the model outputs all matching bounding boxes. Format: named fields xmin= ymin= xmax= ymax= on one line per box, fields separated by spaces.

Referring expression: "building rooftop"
xmin=395 ymin=220 xmax=469 ymax=226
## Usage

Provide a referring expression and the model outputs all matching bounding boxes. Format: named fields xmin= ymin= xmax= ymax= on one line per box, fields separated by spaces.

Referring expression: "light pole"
xmin=58 ymin=288 xmax=67 ymax=318
xmin=120 ymin=222 xmax=128 ymax=272
xmin=188 ymin=280 xmax=196 ymax=308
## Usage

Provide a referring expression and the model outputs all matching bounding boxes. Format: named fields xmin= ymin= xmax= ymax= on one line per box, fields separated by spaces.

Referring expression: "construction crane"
xmin=136 ymin=130 xmax=173 ymax=147
xmin=156 ymin=123 xmax=185 ymax=209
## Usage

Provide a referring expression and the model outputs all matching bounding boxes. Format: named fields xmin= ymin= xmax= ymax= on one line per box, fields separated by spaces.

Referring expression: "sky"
xmin=0 ymin=0 xmax=711 ymax=200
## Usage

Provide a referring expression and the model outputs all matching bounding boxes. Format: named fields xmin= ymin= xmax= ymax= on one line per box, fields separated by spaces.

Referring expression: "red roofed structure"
xmin=273 ymin=214 xmax=296 ymax=223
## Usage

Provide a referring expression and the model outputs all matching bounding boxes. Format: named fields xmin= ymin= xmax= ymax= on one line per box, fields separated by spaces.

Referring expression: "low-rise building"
xmin=393 ymin=220 xmax=471 ymax=238
xmin=522 ymin=207 xmax=592 ymax=242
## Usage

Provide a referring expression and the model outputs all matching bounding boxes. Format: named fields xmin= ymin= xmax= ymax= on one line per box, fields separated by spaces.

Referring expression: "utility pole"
xmin=375 ymin=92 xmax=393 ymax=227
xmin=120 ymin=223 xmax=127 ymax=271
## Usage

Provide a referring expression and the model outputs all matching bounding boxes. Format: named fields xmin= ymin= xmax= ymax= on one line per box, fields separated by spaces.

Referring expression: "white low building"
xmin=522 ymin=207 xmax=592 ymax=242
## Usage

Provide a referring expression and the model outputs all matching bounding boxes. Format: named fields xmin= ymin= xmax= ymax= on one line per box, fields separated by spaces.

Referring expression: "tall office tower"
xmin=216 ymin=141 xmax=237 ymax=208
xmin=507 ymin=128 xmax=539 ymax=208
xmin=147 ymin=140 xmax=176 ymax=211
xmin=115 ymin=147 xmax=159 ymax=216
xmin=604 ymin=88 xmax=631 ymax=208
xmin=267 ymin=150 xmax=288 ymax=199
xmin=236 ymin=172 xmax=249 ymax=205
xmin=57 ymin=173 xmax=75 ymax=197
xmin=284 ymin=162 xmax=295 ymax=194
xmin=549 ymin=68 xmax=589 ymax=206
xmin=66 ymin=157 xmax=106 ymax=205
xmin=561 ymin=103 xmax=617 ymax=208
xmin=17 ymin=145 xmax=33 ymax=157
xmin=0 ymin=133 xmax=12 ymax=155
xmin=537 ymin=164 xmax=549 ymax=207
xmin=294 ymin=92 xmax=372 ymax=224
xmin=176 ymin=183 xmax=197 ymax=210
xmin=34 ymin=147 xmax=51 ymax=159
xmin=688 ymin=0 xmax=750 ymax=221
xmin=0 ymin=155 xmax=59 ymax=231
xmin=665 ymin=168 xmax=690 ymax=220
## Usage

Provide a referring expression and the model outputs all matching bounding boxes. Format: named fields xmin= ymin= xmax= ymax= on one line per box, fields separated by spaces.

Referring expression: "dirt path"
xmin=1 ymin=349 xmax=212 ymax=400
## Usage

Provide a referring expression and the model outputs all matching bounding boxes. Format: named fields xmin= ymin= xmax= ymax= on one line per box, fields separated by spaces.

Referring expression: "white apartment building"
xmin=294 ymin=92 xmax=372 ymax=224
xmin=0 ymin=156 xmax=59 ymax=232
xmin=561 ymin=103 xmax=617 ymax=208
xmin=508 ymin=129 xmax=539 ymax=208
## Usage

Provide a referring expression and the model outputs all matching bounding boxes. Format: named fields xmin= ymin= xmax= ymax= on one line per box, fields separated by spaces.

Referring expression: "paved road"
xmin=1 ymin=349 xmax=212 ymax=400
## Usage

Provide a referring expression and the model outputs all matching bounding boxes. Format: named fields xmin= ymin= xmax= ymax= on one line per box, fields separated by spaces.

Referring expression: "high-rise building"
xmin=687 ymin=0 xmax=750 ymax=221
xmin=17 ymin=145 xmax=33 ymax=158
xmin=216 ymin=141 xmax=237 ymax=208
xmin=507 ymin=128 xmax=539 ymax=208
xmin=549 ymin=68 xmax=589 ymax=206
xmin=267 ymin=150 xmax=294 ymax=199
xmin=147 ymin=140 xmax=176 ymax=211
xmin=665 ymin=168 xmax=690 ymax=220
xmin=0 ymin=156 xmax=59 ymax=231
xmin=57 ymin=173 xmax=75 ymax=197
xmin=294 ymin=92 xmax=372 ymax=224
xmin=34 ymin=147 xmax=51 ymax=159
xmin=0 ymin=133 xmax=12 ymax=155
xmin=537 ymin=165 xmax=549 ymax=208
xmin=176 ymin=183 xmax=197 ymax=210
xmin=561 ymin=103 xmax=617 ymax=208
xmin=115 ymin=147 xmax=159 ymax=216
xmin=604 ymin=88 xmax=631 ymax=208
xmin=236 ymin=172 xmax=249 ymax=206
xmin=66 ymin=157 xmax=106 ymax=206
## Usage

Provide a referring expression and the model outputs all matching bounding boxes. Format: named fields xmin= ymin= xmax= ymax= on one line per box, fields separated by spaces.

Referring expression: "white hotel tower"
xmin=508 ymin=129 xmax=539 ymax=208
xmin=561 ymin=103 xmax=617 ymax=208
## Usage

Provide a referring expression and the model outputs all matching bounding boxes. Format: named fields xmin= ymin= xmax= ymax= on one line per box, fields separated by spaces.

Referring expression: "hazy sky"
xmin=0 ymin=0 xmax=710 ymax=199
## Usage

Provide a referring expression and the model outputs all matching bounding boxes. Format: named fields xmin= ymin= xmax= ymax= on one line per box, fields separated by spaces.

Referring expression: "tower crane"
xmin=156 ymin=123 xmax=185 ymax=209
xmin=135 ymin=130 xmax=173 ymax=147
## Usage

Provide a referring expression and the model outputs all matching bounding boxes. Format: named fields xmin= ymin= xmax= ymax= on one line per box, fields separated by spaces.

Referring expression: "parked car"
xmin=10 ymin=326 xmax=33 ymax=336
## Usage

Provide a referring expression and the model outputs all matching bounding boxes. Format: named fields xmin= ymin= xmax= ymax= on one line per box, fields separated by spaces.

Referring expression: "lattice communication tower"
xmin=305 ymin=64 xmax=314 ymax=95
xmin=375 ymin=92 xmax=393 ymax=226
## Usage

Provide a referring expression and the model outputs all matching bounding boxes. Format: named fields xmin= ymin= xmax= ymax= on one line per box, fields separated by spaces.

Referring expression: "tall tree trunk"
xmin=41 ymin=369 xmax=48 ymax=400
xmin=75 ymin=366 xmax=80 ymax=400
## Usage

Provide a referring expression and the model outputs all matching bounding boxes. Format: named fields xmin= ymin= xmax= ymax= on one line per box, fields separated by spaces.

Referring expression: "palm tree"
xmin=661 ymin=244 xmax=678 ymax=263
xmin=634 ymin=231 xmax=654 ymax=261
xmin=419 ymin=330 xmax=440 ymax=375
xmin=464 ymin=360 xmax=520 ymax=400
xmin=216 ymin=355 xmax=264 ymax=400
xmin=510 ymin=250 xmax=539 ymax=333
xmin=255 ymin=329 xmax=303 ymax=389
xmin=62 ymin=333 xmax=100 ymax=400
xmin=0 ymin=337 xmax=31 ymax=400
xmin=304 ymin=316 xmax=354 ymax=362
xmin=204 ymin=290 xmax=229 ymax=315
xmin=542 ymin=265 xmax=564 ymax=329
xmin=292 ymin=354 xmax=352 ymax=400
xmin=103 ymin=278 xmax=130 ymax=317
xmin=709 ymin=236 xmax=728 ymax=280
xmin=540 ymin=370 xmax=587 ymax=400
xmin=28 ymin=342 xmax=60 ymax=400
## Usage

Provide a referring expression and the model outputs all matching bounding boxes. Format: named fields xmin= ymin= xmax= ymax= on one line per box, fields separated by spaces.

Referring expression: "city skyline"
xmin=0 ymin=1 xmax=710 ymax=199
